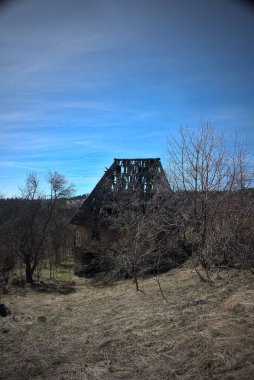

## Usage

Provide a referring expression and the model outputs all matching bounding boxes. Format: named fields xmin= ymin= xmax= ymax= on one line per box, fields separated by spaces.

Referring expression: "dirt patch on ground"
xmin=1 ymin=265 xmax=254 ymax=379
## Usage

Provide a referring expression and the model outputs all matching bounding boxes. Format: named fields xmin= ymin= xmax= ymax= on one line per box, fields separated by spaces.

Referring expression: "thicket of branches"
xmin=97 ymin=191 xmax=183 ymax=290
xmin=95 ymin=124 xmax=254 ymax=286
xmin=167 ymin=124 xmax=254 ymax=280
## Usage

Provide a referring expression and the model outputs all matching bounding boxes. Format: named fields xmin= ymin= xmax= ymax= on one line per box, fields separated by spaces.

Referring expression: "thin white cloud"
xmin=75 ymin=140 xmax=91 ymax=146
xmin=0 ymin=161 xmax=47 ymax=172
xmin=0 ymin=130 xmax=71 ymax=151
xmin=55 ymin=100 xmax=115 ymax=112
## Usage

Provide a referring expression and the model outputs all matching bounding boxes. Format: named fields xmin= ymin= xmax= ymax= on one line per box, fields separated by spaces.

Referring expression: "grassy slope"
xmin=1 ymin=263 xmax=254 ymax=380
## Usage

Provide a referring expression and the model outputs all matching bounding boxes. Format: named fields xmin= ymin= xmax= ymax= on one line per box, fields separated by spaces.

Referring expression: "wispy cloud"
xmin=0 ymin=132 xmax=63 ymax=151
xmin=0 ymin=111 xmax=37 ymax=123
xmin=54 ymin=100 xmax=115 ymax=112
xmin=75 ymin=140 xmax=91 ymax=146
xmin=0 ymin=161 xmax=47 ymax=172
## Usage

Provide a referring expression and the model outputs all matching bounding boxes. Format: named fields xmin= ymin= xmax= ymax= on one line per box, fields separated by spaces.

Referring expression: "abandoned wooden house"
xmin=70 ymin=158 xmax=169 ymax=275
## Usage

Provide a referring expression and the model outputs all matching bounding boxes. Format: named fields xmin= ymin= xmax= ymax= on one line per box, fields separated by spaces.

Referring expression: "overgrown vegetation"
xmin=166 ymin=124 xmax=254 ymax=281
xmin=1 ymin=125 xmax=253 ymax=286
xmin=78 ymin=124 xmax=254 ymax=287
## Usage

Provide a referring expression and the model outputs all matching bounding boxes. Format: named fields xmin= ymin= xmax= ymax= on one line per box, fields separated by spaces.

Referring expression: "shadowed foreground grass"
xmin=1 ymin=262 xmax=254 ymax=379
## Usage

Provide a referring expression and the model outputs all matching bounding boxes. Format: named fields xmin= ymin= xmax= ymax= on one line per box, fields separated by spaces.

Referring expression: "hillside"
xmin=1 ymin=263 xmax=254 ymax=379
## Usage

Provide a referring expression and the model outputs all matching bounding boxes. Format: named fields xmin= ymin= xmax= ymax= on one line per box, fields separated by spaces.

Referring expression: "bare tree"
xmin=15 ymin=171 xmax=75 ymax=283
xmin=100 ymin=185 xmax=182 ymax=291
xmin=166 ymin=123 xmax=247 ymax=280
xmin=102 ymin=193 xmax=151 ymax=290
xmin=46 ymin=201 xmax=75 ymax=279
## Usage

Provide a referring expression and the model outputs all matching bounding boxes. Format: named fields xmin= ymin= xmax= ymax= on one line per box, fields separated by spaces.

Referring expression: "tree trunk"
xmin=25 ymin=259 xmax=34 ymax=283
xmin=133 ymin=273 xmax=139 ymax=291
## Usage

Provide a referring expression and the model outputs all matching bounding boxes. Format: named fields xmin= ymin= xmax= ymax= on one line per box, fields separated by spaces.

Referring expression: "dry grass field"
xmin=1 ymin=263 xmax=254 ymax=379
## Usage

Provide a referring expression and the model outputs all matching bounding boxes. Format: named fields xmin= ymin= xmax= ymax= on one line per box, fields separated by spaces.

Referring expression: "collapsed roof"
xmin=71 ymin=158 xmax=169 ymax=226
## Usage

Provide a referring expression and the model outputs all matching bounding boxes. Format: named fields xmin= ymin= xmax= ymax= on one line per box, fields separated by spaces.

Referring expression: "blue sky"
xmin=1 ymin=0 xmax=254 ymax=196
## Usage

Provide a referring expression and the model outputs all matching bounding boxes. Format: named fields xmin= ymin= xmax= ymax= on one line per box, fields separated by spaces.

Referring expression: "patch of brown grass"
xmin=1 ymin=264 xmax=254 ymax=379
